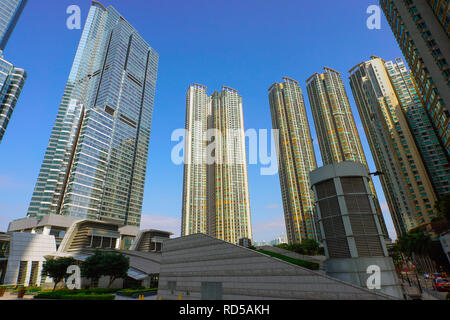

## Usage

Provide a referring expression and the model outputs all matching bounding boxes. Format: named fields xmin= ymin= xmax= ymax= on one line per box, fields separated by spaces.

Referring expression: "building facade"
xmin=27 ymin=2 xmax=159 ymax=227
xmin=385 ymin=58 xmax=449 ymax=197
xmin=181 ymin=85 xmax=252 ymax=245
xmin=0 ymin=57 xmax=25 ymax=143
xmin=0 ymin=0 xmax=27 ymax=51
xmin=306 ymin=67 xmax=388 ymax=238
xmin=349 ymin=56 xmax=438 ymax=236
xmin=268 ymin=77 xmax=317 ymax=243
xmin=380 ymin=0 xmax=450 ymax=153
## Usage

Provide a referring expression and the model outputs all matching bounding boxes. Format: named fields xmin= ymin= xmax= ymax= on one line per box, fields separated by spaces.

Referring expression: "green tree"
xmin=102 ymin=252 xmax=129 ymax=288
xmin=300 ymin=239 xmax=320 ymax=256
xmin=435 ymin=193 xmax=450 ymax=221
xmin=81 ymin=250 xmax=106 ymax=288
xmin=81 ymin=251 xmax=130 ymax=288
xmin=397 ymin=230 xmax=432 ymax=258
xmin=41 ymin=257 xmax=77 ymax=291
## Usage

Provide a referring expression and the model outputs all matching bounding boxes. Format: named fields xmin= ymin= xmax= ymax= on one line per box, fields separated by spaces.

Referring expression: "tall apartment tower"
xmin=306 ymin=67 xmax=389 ymax=238
xmin=349 ymin=56 xmax=438 ymax=236
xmin=27 ymin=2 xmax=159 ymax=227
xmin=181 ymin=85 xmax=252 ymax=245
xmin=268 ymin=77 xmax=318 ymax=243
xmin=0 ymin=0 xmax=28 ymax=51
xmin=0 ymin=0 xmax=27 ymax=143
xmin=380 ymin=0 xmax=450 ymax=154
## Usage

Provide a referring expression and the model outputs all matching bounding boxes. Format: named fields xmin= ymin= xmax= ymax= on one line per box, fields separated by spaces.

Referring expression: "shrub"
xmin=35 ymin=290 xmax=115 ymax=300
xmin=117 ymin=288 xmax=157 ymax=297
xmin=257 ymin=249 xmax=320 ymax=270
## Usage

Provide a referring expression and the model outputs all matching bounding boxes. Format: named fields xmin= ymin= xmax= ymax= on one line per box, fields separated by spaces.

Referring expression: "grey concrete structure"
xmin=157 ymin=233 xmax=397 ymax=300
xmin=1 ymin=215 xmax=158 ymax=287
xmin=2 ymin=232 xmax=56 ymax=286
xmin=309 ymin=161 xmax=403 ymax=299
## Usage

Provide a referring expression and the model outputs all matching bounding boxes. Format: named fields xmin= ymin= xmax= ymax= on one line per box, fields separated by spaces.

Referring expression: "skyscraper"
xmin=181 ymin=84 xmax=252 ymax=245
xmin=268 ymin=77 xmax=317 ymax=243
xmin=27 ymin=2 xmax=159 ymax=227
xmin=0 ymin=0 xmax=28 ymax=52
xmin=306 ymin=67 xmax=388 ymax=238
xmin=385 ymin=58 xmax=449 ymax=198
xmin=0 ymin=0 xmax=27 ymax=143
xmin=380 ymin=0 xmax=449 ymax=154
xmin=349 ymin=56 xmax=438 ymax=236
xmin=0 ymin=57 xmax=26 ymax=143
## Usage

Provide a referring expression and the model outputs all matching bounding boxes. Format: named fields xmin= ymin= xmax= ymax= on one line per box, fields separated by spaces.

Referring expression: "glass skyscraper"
xmin=268 ymin=77 xmax=317 ymax=243
xmin=0 ymin=0 xmax=27 ymax=51
xmin=27 ymin=2 xmax=159 ymax=227
xmin=349 ymin=56 xmax=438 ymax=236
xmin=0 ymin=0 xmax=26 ymax=144
xmin=0 ymin=56 xmax=25 ymax=143
xmin=306 ymin=67 xmax=389 ymax=238
xmin=181 ymin=84 xmax=252 ymax=245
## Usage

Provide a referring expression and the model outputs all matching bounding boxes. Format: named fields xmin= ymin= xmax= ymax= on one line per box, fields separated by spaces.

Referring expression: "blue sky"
xmin=0 ymin=0 xmax=404 ymax=241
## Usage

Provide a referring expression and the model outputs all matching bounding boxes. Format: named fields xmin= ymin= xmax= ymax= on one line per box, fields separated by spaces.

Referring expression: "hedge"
xmin=116 ymin=288 xmax=157 ymax=297
xmin=35 ymin=291 xmax=115 ymax=300
xmin=256 ymin=249 xmax=320 ymax=270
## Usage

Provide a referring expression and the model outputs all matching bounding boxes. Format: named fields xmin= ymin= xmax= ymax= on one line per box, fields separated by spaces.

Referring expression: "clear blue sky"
xmin=0 ymin=0 xmax=404 ymax=241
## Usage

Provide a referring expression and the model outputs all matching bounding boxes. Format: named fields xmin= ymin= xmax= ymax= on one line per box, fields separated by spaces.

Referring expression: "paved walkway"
xmin=0 ymin=292 xmax=34 ymax=300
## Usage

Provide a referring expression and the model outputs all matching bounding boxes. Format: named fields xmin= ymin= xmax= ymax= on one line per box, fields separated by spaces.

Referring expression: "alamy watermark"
xmin=366 ymin=265 xmax=381 ymax=290
xmin=67 ymin=5 xmax=81 ymax=30
xmin=171 ymin=124 xmax=280 ymax=176
xmin=366 ymin=5 xmax=381 ymax=30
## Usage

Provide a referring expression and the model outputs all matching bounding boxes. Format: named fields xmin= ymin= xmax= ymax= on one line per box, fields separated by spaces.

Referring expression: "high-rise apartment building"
xmin=0 ymin=0 xmax=27 ymax=143
xmin=181 ymin=84 xmax=252 ymax=245
xmin=380 ymin=0 xmax=450 ymax=153
xmin=268 ymin=77 xmax=317 ymax=243
xmin=0 ymin=0 xmax=27 ymax=52
xmin=27 ymin=2 xmax=159 ymax=227
xmin=385 ymin=58 xmax=449 ymax=197
xmin=349 ymin=56 xmax=438 ymax=236
xmin=0 ymin=57 xmax=25 ymax=143
xmin=306 ymin=67 xmax=389 ymax=238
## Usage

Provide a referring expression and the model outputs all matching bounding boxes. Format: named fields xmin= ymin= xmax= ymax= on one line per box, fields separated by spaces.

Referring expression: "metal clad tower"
xmin=27 ymin=2 xmax=159 ymax=227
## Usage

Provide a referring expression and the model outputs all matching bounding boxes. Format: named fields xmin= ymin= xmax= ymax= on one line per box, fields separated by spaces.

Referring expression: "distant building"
xmin=238 ymin=237 xmax=252 ymax=248
xmin=310 ymin=161 xmax=403 ymax=299
xmin=270 ymin=234 xmax=288 ymax=246
xmin=253 ymin=240 xmax=269 ymax=247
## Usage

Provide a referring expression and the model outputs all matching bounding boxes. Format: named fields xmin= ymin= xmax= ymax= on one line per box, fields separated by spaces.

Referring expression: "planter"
xmin=17 ymin=288 xmax=26 ymax=299
xmin=0 ymin=288 xmax=6 ymax=297
xmin=116 ymin=289 xmax=157 ymax=298
xmin=131 ymin=291 xmax=157 ymax=299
